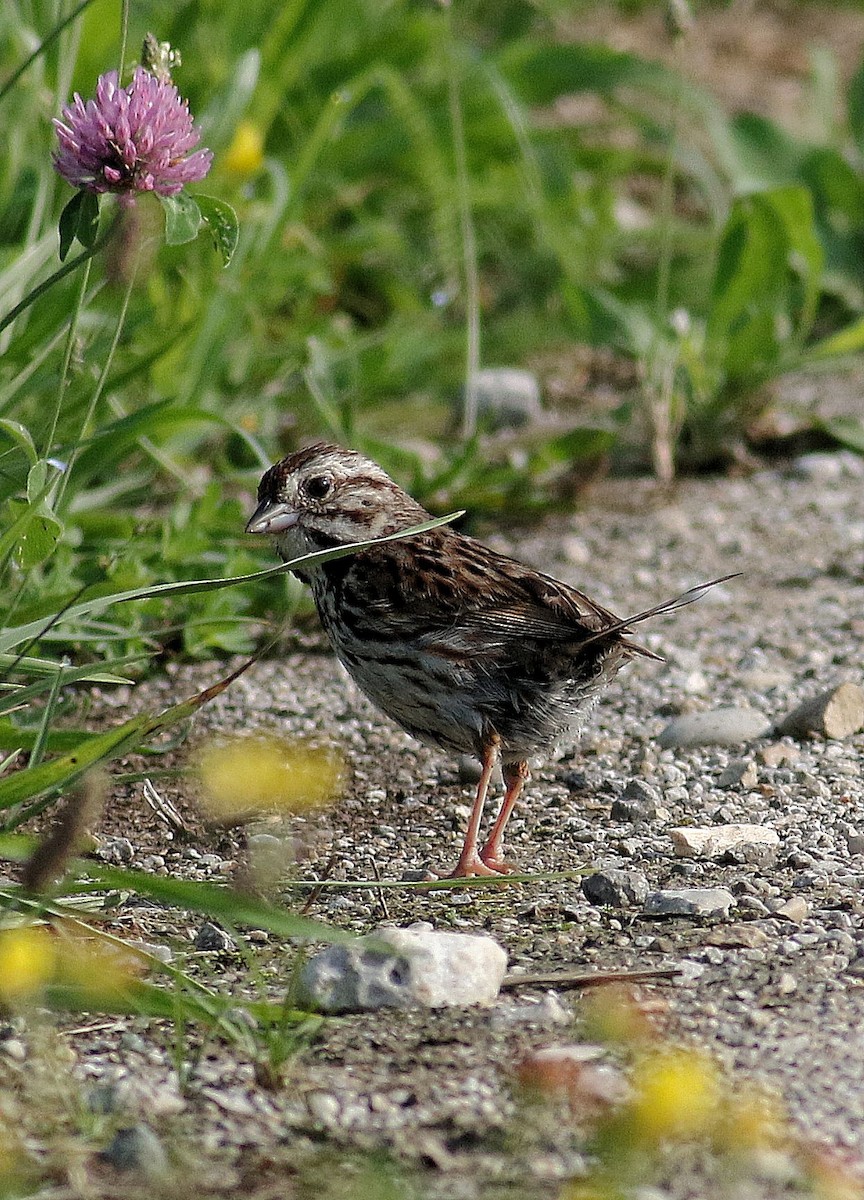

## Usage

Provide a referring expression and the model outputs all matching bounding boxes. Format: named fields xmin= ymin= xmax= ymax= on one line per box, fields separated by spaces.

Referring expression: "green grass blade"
xmin=0 ymin=512 xmax=461 ymax=654
xmin=0 ymin=656 xmax=142 ymax=719
xmin=0 ymin=659 xmax=252 ymax=811
xmin=0 ymin=835 xmax=352 ymax=944
xmin=0 ymin=0 xmax=96 ymax=106
xmin=77 ymin=863 xmax=353 ymax=943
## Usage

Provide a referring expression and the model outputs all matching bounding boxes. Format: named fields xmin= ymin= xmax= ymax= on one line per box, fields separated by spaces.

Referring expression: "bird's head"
xmin=246 ymin=442 xmax=429 ymax=560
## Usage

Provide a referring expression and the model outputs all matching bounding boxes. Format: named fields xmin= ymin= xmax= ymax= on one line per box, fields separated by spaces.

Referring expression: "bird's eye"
xmin=304 ymin=474 xmax=333 ymax=500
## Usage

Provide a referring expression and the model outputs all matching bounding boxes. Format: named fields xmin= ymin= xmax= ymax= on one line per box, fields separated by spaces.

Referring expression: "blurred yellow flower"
xmin=717 ymin=1087 xmax=784 ymax=1153
xmin=198 ymin=734 xmax=343 ymax=820
xmin=0 ymin=926 xmax=55 ymax=1002
xmin=54 ymin=935 xmax=137 ymax=1000
xmin=629 ymin=1049 xmax=720 ymax=1143
xmin=803 ymin=1149 xmax=862 ymax=1200
xmin=581 ymin=985 xmax=654 ymax=1047
xmin=223 ymin=121 xmax=264 ymax=177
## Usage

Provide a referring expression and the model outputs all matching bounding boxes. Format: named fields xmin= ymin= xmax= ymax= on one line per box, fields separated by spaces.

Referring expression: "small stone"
xmin=759 ymin=743 xmax=799 ymax=768
xmin=657 ymin=708 xmax=771 ymax=749
xmin=669 ymin=824 xmax=780 ymax=860
xmin=777 ymin=972 xmax=798 ymax=995
xmin=561 ymin=536 xmax=591 ymax=566
xmin=704 ymin=923 xmax=770 ymax=949
xmin=610 ymin=779 xmax=659 ymax=824
xmin=582 ymin=868 xmax=649 ymax=908
xmin=307 ymin=1091 xmax=340 ymax=1125
xmin=676 ymin=960 xmax=707 ymax=984
xmin=100 ymin=1125 xmax=168 ymax=1178
xmin=739 ymin=667 xmax=794 ymax=692
xmin=200 ymin=1087 xmax=257 ymax=1117
xmin=517 ymin=1046 xmax=628 ymax=1109
xmin=774 ymin=897 xmax=810 ymax=923
xmin=644 ymin=888 xmax=735 ymax=918
xmin=717 ymin=760 xmax=759 ymax=789
xmin=139 ymin=854 xmax=166 ymax=872
xmin=847 ymin=834 xmax=864 ymax=856
xmin=792 ymin=451 xmax=864 ymax=481
xmin=492 ymin=992 xmax=571 ymax=1028
xmin=778 ymin=682 xmax=864 ymax=740
xmin=297 ymin=923 xmax=508 ymax=1012
xmin=464 ymin=367 xmax=542 ymax=430
xmin=681 ymin=670 xmax=710 ymax=695
xmin=98 ymin=837 xmax=134 ymax=864
xmin=194 ymin=922 xmax=235 ymax=952
xmin=128 ymin=940 xmax=173 ymax=966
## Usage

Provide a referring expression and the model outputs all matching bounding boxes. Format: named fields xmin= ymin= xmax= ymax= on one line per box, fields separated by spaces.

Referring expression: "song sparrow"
xmin=247 ymin=443 xmax=726 ymax=877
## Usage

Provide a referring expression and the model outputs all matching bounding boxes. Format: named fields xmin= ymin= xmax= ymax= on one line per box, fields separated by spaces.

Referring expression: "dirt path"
xmin=15 ymin=446 xmax=860 ymax=1198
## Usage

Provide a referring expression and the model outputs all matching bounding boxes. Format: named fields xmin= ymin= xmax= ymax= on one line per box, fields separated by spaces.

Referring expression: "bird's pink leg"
xmin=479 ymin=759 xmax=529 ymax=872
xmin=447 ymin=739 xmax=503 ymax=878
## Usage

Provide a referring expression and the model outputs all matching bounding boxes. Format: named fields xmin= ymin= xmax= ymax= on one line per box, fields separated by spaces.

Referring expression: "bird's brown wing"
xmin=356 ymin=529 xmax=651 ymax=660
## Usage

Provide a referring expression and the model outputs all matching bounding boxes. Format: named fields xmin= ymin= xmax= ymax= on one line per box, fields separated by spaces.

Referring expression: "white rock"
xmin=775 ymin=896 xmax=810 ymax=924
xmin=297 ymin=923 xmax=508 ymax=1012
xmin=465 ymin=367 xmax=542 ymax=429
xmin=307 ymin=1092 xmax=340 ymax=1125
xmin=657 ymin=708 xmax=772 ymax=748
xmin=669 ymin=825 xmax=780 ymax=859
xmin=778 ymin=682 xmax=864 ymax=740
xmin=491 ymin=991 xmax=571 ymax=1028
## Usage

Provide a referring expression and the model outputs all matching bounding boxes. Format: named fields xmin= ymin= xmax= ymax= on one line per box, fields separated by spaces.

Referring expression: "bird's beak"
xmin=245 ymin=499 xmax=301 ymax=535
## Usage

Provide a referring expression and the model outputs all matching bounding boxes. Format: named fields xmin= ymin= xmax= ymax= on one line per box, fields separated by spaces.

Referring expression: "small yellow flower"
xmin=54 ymin=936 xmax=137 ymax=1000
xmin=629 ymin=1049 xmax=720 ymax=1143
xmin=223 ymin=121 xmax=264 ymax=177
xmin=0 ymin=926 xmax=55 ymax=1002
xmin=581 ymin=985 xmax=653 ymax=1047
xmin=198 ymin=735 xmax=343 ymax=820
xmin=717 ymin=1087 xmax=784 ymax=1153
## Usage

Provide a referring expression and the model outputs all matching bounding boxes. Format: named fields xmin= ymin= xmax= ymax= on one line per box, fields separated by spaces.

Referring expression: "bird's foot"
xmin=436 ymin=853 xmax=506 ymax=879
xmin=479 ymin=852 xmax=518 ymax=874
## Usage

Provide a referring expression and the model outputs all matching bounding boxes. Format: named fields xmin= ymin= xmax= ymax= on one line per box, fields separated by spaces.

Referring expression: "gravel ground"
xmin=5 ymin=451 xmax=864 ymax=1198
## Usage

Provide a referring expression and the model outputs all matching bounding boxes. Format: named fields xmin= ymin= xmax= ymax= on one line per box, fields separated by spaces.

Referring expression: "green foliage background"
xmin=2 ymin=0 xmax=864 ymax=669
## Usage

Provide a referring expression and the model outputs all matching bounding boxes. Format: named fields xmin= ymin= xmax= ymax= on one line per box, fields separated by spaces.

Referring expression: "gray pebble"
xmin=98 ymin=837 xmax=135 ymax=864
xmin=128 ymin=940 xmax=174 ymax=966
xmin=717 ymin=759 xmax=759 ymax=789
xmin=100 ymin=1125 xmax=168 ymax=1178
xmin=792 ymin=450 xmax=864 ymax=481
xmin=582 ymin=867 xmax=649 ymax=908
xmin=774 ymin=896 xmax=810 ymax=924
xmin=657 ymin=708 xmax=772 ymax=748
xmin=611 ymin=779 xmax=659 ymax=823
xmin=464 ymin=367 xmax=542 ymax=429
xmin=644 ymin=888 xmax=735 ymax=918
xmin=307 ymin=1091 xmax=340 ymax=1125
xmin=194 ymin=922 xmax=236 ymax=952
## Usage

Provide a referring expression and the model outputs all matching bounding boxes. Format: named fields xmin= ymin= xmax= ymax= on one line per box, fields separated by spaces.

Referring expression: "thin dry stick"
xmin=371 ymin=857 xmax=390 ymax=921
xmin=501 ymin=966 xmax=681 ymax=992
xmin=299 ymin=853 xmax=339 ymax=915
